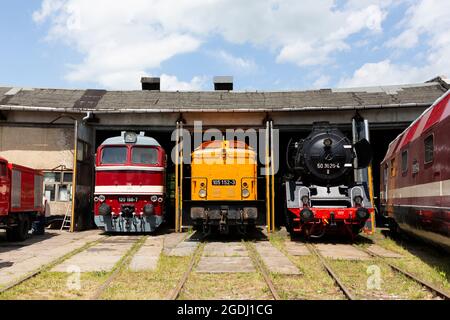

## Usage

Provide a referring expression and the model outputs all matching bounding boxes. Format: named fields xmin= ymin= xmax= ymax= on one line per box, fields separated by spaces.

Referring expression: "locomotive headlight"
xmin=158 ymin=197 xmax=163 ymax=203
xmin=354 ymin=195 xmax=363 ymax=206
xmin=199 ymin=189 xmax=207 ymax=198
xmin=323 ymin=138 xmax=333 ymax=147
xmin=301 ymin=195 xmax=309 ymax=205
xmin=94 ymin=196 xmax=99 ymax=202
xmin=242 ymin=189 xmax=250 ymax=198
xmin=98 ymin=195 xmax=106 ymax=202
xmin=151 ymin=195 xmax=158 ymax=202
xmin=124 ymin=131 xmax=137 ymax=143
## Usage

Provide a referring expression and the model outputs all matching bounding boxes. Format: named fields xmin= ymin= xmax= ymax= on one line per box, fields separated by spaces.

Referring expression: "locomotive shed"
xmin=0 ymin=76 xmax=448 ymax=231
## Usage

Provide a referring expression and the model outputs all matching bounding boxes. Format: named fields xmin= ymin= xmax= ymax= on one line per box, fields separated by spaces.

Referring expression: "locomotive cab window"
xmin=424 ymin=135 xmax=434 ymax=164
xmin=390 ymin=158 xmax=396 ymax=177
xmin=101 ymin=146 xmax=127 ymax=164
xmin=401 ymin=150 xmax=408 ymax=173
xmin=132 ymin=147 xmax=158 ymax=165
xmin=0 ymin=162 xmax=6 ymax=177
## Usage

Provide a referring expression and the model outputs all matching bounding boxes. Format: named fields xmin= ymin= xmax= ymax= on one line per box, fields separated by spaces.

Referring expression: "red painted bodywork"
xmin=288 ymin=206 xmax=374 ymax=238
xmin=0 ymin=157 xmax=43 ymax=217
xmin=288 ymin=207 xmax=375 ymax=220
xmin=381 ymin=90 xmax=450 ymax=250
xmin=93 ymin=144 xmax=166 ymax=217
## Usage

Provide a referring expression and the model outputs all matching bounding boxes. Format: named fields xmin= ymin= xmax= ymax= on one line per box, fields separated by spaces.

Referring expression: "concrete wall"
xmin=0 ymin=126 xmax=74 ymax=170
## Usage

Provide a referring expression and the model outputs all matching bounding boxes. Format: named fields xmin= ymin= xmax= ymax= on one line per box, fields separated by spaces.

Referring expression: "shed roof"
xmin=0 ymin=80 xmax=447 ymax=113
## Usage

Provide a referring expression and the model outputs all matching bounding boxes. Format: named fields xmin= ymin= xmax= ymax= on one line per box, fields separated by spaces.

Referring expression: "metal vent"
xmin=213 ymin=76 xmax=233 ymax=91
xmin=141 ymin=77 xmax=160 ymax=91
xmin=11 ymin=170 xmax=21 ymax=208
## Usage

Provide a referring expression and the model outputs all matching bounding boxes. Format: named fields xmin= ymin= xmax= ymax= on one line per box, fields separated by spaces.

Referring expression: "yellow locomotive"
xmin=189 ymin=140 xmax=258 ymax=233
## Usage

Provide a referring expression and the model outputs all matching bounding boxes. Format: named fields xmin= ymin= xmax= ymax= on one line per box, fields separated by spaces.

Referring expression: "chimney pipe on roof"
xmin=141 ymin=77 xmax=160 ymax=91
xmin=214 ymin=76 xmax=233 ymax=91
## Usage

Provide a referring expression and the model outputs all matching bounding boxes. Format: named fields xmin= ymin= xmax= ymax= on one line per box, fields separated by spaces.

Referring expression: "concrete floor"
xmin=0 ymin=229 xmax=103 ymax=285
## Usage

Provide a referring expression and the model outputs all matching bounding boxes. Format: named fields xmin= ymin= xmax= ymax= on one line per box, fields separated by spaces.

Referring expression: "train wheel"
xmin=388 ymin=218 xmax=400 ymax=237
xmin=6 ymin=215 xmax=30 ymax=242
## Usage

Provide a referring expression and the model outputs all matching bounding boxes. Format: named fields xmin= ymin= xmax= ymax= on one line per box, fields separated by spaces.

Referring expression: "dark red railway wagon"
xmin=380 ymin=90 xmax=450 ymax=251
xmin=0 ymin=157 xmax=44 ymax=241
xmin=94 ymin=132 xmax=166 ymax=233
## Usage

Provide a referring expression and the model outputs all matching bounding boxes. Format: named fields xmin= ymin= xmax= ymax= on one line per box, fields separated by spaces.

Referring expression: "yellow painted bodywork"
xmin=191 ymin=140 xmax=257 ymax=201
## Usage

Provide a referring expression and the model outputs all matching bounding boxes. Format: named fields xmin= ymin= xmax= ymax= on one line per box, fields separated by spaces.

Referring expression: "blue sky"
xmin=0 ymin=0 xmax=448 ymax=91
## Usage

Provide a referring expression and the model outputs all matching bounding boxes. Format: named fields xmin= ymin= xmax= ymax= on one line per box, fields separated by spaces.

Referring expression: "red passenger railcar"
xmin=381 ymin=90 xmax=450 ymax=251
xmin=94 ymin=132 xmax=166 ymax=233
xmin=0 ymin=157 xmax=44 ymax=241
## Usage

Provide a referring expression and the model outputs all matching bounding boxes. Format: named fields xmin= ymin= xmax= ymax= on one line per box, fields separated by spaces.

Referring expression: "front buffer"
xmin=94 ymin=195 xmax=164 ymax=233
xmin=190 ymin=201 xmax=258 ymax=235
xmin=284 ymin=182 xmax=373 ymax=240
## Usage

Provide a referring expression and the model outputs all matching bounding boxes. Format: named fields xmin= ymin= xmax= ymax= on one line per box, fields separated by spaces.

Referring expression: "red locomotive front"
xmin=94 ymin=132 xmax=166 ymax=233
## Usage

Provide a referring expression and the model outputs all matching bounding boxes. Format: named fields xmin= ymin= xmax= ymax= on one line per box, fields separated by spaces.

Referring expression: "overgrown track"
xmin=306 ymin=243 xmax=355 ymax=300
xmin=0 ymin=236 xmax=107 ymax=295
xmin=90 ymin=236 xmax=147 ymax=300
xmin=356 ymin=246 xmax=450 ymax=300
xmin=245 ymin=242 xmax=281 ymax=300
xmin=167 ymin=241 xmax=204 ymax=300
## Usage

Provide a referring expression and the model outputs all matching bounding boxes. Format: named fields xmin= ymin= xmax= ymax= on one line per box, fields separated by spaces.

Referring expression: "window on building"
xmin=44 ymin=171 xmax=73 ymax=202
xmin=131 ymin=147 xmax=158 ymax=165
xmin=424 ymin=135 xmax=434 ymax=164
xmin=101 ymin=147 xmax=127 ymax=164
xmin=401 ymin=150 xmax=408 ymax=173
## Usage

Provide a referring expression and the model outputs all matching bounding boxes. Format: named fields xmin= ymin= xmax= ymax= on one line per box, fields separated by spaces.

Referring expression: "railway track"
xmin=168 ymin=238 xmax=281 ymax=300
xmin=90 ymin=236 xmax=147 ymax=300
xmin=305 ymin=243 xmax=355 ymax=300
xmin=356 ymin=246 xmax=450 ymax=300
xmin=0 ymin=236 xmax=107 ymax=295
xmin=167 ymin=241 xmax=204 ymax=300
xmin=246 ymin=242 xmax=281 ymax=300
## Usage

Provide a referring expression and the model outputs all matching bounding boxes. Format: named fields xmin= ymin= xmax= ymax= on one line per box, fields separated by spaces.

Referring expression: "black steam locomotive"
xmin=283 ymin=122 xmax=374 ymax=239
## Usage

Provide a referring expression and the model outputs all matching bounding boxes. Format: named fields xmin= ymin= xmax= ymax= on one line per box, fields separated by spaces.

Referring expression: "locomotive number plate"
xmin=316 ymin=163 xmax=341 ymax=169
xmin=212 ymin=179 xmax=236 ymax=186
xmin=118 ymin=196 xmax=138 ymax=203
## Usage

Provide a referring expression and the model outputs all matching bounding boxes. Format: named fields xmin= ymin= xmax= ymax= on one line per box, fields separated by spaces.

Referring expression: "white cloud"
xmin=216 ymin=50 xmax=257 ymax=72
xmin=33 ymin=0 xmax=391 ymax=89
xmin=340 ymin=0 xmax=450 ymax=87
xmin=313 ymin=75 xmax=331 ymax=88
xmin=160 ymin=74 xmax=206 ymax=91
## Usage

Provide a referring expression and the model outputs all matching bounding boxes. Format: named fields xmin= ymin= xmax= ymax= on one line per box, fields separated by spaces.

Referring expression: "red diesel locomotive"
xmin=94 ymin=132 xmax=166 ymax=233
xmin=0 ymin=157 xmax=44 ymax=241
xmin=381 ymin=90 xmax=450 ymax=251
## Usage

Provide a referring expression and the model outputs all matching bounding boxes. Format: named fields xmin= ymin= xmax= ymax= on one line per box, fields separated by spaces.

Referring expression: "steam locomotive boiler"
xmin=284 ymin=122 xmax=374 ymax=239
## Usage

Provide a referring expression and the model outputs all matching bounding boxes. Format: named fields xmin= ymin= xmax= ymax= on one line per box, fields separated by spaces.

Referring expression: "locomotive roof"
xmin=101 ymin=134 xmax=161 ymax=147
xmin=383 ymin=90 xmax=450 ymax=162
xmin=0 ymin=79 xmax=447 ymax=113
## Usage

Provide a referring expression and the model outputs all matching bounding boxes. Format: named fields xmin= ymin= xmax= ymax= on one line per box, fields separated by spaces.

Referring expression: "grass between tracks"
xmin=0 ymin=236 xmax=144 ymax=300
xmin=269 ymin=228 xmax=447 ymax=300
xmin=179 ymin=242 xmax=272 ymax=300
xmin=269 ymin=232 xmax=346 ymax=300
xmin=358 ymin=229 xmax=450 ymax=296
xmin=101 ymin=253 xmax=193 ymax=299
xmin=327 ymin=259 xmax=435 ymax=300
